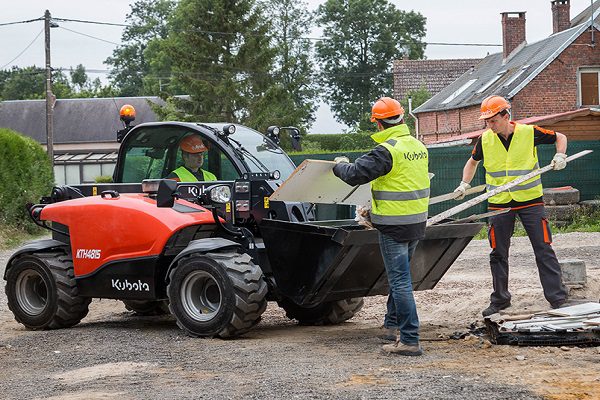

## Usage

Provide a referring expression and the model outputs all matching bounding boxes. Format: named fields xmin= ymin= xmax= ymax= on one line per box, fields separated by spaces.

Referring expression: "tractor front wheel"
xmin=279 ymin=297 xmax=364 ymax=325
xmin=167 ymin=251 xmax=267 ymax=338
xmin=5 ymin=252 xmax=91 ymax=330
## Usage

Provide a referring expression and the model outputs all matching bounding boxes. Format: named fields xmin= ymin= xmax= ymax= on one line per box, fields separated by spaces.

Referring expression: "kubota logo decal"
xmin=76 ymin=249 xmax=101 ymax=259
xmin=111 ymin=279 xmax=151 ymax=292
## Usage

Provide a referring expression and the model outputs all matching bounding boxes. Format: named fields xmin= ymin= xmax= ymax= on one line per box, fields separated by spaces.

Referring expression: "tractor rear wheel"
xmin=279 ymin=297 xmax=364 ymax=325
xmin=5 ymin=252 xmax=91 ymax=329
xmin=167 ymin=251 xmax=267 ymax=338
xmin=122 ymin=300 xmax=170 ymax=316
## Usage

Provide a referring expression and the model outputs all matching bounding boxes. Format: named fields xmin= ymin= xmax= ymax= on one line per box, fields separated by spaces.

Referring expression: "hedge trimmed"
xmin=0 ymin=128 xmax=54 ymax=231
xmin=302 ymin=132 xmax=375 ymax=152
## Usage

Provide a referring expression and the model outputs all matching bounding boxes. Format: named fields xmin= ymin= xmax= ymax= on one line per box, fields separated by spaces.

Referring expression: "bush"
xmin=299 ymin=132 xmax=375 ymax=152
xmin=0 ymin=129 xmax=54 ymax=232
xmin=95 ymin=175 xmax=113 ymax=183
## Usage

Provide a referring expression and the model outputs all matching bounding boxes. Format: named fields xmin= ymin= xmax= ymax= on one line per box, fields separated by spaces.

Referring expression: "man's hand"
xmin=550 ymin=153 xmax=567 ymax=170
xmin=453 ymin=181 xmax=471 ymax=200
xmin=334 ymin=156 xmax=350 ymax=164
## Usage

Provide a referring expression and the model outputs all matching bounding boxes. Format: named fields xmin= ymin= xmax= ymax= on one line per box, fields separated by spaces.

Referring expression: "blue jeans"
xmin=379 ymin=232 xmax=420 ymax=345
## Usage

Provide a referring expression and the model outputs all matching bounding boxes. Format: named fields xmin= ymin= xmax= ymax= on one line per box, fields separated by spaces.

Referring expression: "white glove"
xmin=355 ymin=204 xmax=373 ymax=229
xmin=551 ymin=153 xmax=567 ymax=170
xmin=453 ymin=181 xmax=471 ymax=200
xmin=334 ymin=156 xmax=350 ymax=164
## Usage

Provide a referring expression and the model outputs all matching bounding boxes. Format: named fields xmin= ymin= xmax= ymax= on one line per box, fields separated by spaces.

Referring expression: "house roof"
xmin=414 ymin=6 xmax=600 ymax=114
xmin=570 ymin=0 xmax=600 ymax=27
xmin=393 ymin=59 xmax=483 ymax=100
xmin=433 ymin=108 xmax=600 ymax=143
xmin=0 ymin=96 xmax=163 ymax=145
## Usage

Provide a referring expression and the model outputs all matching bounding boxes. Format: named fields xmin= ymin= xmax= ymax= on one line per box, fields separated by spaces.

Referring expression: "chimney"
xmin=501 ymin=12 xmax=526 ymax=59
xmin=552 ymin=0 xmax=571 ymax=33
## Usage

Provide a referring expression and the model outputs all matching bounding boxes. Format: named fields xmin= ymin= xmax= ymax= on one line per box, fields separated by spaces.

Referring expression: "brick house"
xmin=412 ymin=0 xmax=600 ymax=144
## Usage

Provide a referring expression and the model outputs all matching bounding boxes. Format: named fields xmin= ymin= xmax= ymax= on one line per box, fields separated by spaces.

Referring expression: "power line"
xmin=52 ymin=16 xmax=502 ymax=47
xmin=0 ymin=17 xmax=43 ymax=27
xmin=1 ymin=28 xmax=44 ymax=69
xmin=53 ymin=17 xmax=128 ymax=27
xmin=58 ymin=26 xmax=120 ymax=46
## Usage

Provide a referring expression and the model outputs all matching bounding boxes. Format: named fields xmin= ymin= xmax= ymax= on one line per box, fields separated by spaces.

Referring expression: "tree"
xmin=253 ymin=0 xmax=318 ymax=133
xmin=0 ymin=66 xmax=72 ymax=100
xmin=105 ymin=0 xmax=175 ymax=96
xmin=154 ymin=0 xmax=275 ymax=127
xmin=315 ymin=0 xmax=426 ymax=130
xmin=400 ymin=85 xmax=431 ymax=133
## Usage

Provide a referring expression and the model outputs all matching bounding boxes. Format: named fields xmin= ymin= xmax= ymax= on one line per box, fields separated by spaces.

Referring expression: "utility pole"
xmin=44 ymin=10 xmax=54 ymax=162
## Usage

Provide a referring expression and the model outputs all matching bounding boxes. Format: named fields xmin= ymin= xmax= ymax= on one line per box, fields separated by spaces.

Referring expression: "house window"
xmin=442 ymin=79 xmax=477 ymax=104
xmin=579 ymin=68 xmax=600 ymax=106
xmin=476 ymin=70 xmax=506 ymax=93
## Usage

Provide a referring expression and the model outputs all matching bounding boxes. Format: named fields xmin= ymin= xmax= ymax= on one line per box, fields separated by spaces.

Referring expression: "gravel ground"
xmin=1 ymin=232 xmax=599 ymax=400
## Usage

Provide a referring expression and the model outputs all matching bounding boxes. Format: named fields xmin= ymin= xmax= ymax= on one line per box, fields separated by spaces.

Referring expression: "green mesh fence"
xmin=289 ymin=140 xmax=600 ymax=220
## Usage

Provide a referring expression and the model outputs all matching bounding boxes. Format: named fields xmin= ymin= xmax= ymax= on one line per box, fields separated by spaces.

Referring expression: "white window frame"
xmin=503 ymin=65 xmax=529 ymax=88
xmin=442 ymin=79 xmax=477 ymax=104
xmin=578 ymin=66 xmax=600 ymax=107
xmin=476 ymin=70 xmax=506 ymax=93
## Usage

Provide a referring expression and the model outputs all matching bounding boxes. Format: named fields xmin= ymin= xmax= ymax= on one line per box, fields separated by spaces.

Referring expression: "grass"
xmin=0 ymin=225 xmax=47 ymax=250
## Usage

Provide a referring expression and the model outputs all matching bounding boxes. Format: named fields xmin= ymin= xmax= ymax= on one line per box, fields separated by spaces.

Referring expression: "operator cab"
xmin=114 ymin=121 xmax=295 ymax=185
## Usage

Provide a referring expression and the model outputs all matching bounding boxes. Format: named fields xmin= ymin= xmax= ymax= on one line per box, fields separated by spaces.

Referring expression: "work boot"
xmin=482 ymin=301 xmax=511 ymax=317
xmin=378 ymin=327 xmax=397 ymax=342
xmin=382 ymin=339 xmax=423 ymax=356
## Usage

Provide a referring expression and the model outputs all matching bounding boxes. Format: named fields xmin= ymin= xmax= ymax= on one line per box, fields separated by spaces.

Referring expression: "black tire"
xmin=122 ymin=300 xmax=170 ymax=316
xmin=279 ymin=297 xmax=364 ymax=325
xmin=167 ymin=251 xmax=267 ymax=338
xmin=5 ymin=252 xmax=91 ymax=330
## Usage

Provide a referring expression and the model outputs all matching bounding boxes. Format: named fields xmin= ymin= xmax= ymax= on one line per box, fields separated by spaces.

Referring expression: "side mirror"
xmin=157 ymin=179 xmax=179 ymax=208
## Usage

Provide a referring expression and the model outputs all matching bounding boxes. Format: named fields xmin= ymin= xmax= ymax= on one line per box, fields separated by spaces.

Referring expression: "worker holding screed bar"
xmin=333 ymin=97 xmax=430 ymax=356
xmin=453 ymin=95 xmax=569 ymax=317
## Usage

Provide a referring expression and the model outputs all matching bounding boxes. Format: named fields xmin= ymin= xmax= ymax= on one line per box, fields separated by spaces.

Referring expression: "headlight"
xmin=142 ymin=179 xmax=162 ymax=194
xmin=210 ymin=185 xmax=232 ymax=203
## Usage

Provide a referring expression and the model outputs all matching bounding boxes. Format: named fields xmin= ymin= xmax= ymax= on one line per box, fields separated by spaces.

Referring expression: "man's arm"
xmin=461 ymin=157 xmax=480 ymax=184
xmin=333 ymin=145 xmax=392 ymax=186
xmin=555 ymin=131 xmax=567 ymax=154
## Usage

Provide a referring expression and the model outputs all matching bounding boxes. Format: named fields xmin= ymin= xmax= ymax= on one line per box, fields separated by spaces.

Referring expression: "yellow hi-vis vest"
xmin=173 ymin=166 xmax=217 ymax=182
xmin=482 ymin=123 xmax=543 ymax=204
xmin=370 ymin=124 xmax=430 ymax=225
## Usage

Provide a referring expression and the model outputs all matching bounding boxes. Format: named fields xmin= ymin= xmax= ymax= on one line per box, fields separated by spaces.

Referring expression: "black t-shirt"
xmin=471 ymin=124 xmax=557 ymax=209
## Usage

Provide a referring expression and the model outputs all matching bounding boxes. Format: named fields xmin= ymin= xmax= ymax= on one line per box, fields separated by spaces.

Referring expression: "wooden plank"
xmin=426 ymin=150 xmax=594 ymax=226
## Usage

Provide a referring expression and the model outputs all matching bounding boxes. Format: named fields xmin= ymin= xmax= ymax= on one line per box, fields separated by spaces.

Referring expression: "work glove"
xmin=550 ymin=153 xmax=567 ymax=170
xmin=355 ymin=204 xmax=373 ymax=229
xmin=453 ymin=181 xmax=471 ymax=200
xmin=334 ymin=156 xmax=350 ymax=164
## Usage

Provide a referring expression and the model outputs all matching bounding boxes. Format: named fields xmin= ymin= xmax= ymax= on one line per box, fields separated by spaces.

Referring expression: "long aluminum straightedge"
xmin=426 ymin=150 xmax=593 ymax=226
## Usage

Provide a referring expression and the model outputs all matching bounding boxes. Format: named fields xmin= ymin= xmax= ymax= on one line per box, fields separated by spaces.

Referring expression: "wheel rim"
xmin=181 ymin=270 xmax=222 ymax=322
xmin=15 ymin=268 xmax=48 ymax=316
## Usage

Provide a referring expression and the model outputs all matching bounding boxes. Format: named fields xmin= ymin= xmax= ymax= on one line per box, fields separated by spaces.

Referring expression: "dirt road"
xmin=1 ymin=232 xmax=599 ymax=400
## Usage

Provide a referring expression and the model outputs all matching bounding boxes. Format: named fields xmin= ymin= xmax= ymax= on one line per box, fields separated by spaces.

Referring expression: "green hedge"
xmin=0 ymin=129 xmax=54 ymax=231
xmin=286 ymin=132 xmax=376 ymax=153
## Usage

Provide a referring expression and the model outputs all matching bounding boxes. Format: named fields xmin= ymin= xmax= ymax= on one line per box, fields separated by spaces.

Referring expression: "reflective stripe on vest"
xmin=369 ymin=124 xmax=430 ymax=225
xmin=482 ymin=123 xmax=543 ymax=204
xmin=173 ymin=166 xmax=217 ymax=182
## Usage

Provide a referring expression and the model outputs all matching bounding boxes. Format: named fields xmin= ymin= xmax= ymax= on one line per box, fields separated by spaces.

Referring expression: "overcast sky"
xmin=0 ymin=0 xmax=593 ymax=133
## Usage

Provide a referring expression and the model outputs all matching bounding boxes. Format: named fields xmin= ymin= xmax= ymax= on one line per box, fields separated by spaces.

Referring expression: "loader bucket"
xmin=259 ymin=219 xmax=484 ymax=307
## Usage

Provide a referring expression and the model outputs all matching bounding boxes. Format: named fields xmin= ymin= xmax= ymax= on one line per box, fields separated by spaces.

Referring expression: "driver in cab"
xmin=167 ymin=135 xmax=217 ymax=182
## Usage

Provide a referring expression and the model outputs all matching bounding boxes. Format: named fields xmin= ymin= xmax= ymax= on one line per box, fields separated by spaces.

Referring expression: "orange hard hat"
xmin=479 ymin=95 xmax=511 ymax=120
xmin=119 ymin=104 xmax=136 ymax=122
xmin=180 ymin=135 xmax=208 ymax=153
xmin=370 ymin=97 xmax=405 ymax=122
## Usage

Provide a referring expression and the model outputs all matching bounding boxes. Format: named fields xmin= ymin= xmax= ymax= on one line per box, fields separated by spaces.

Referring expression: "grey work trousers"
xmin=487 ymin=204 xmax=568 ymax=307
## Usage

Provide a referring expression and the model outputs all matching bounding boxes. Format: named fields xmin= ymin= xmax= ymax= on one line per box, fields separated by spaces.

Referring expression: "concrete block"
xmin=559 ymin=259 xmax=587 ymax=286
xmin=543 ymin=187 xmax=580 ymax=205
